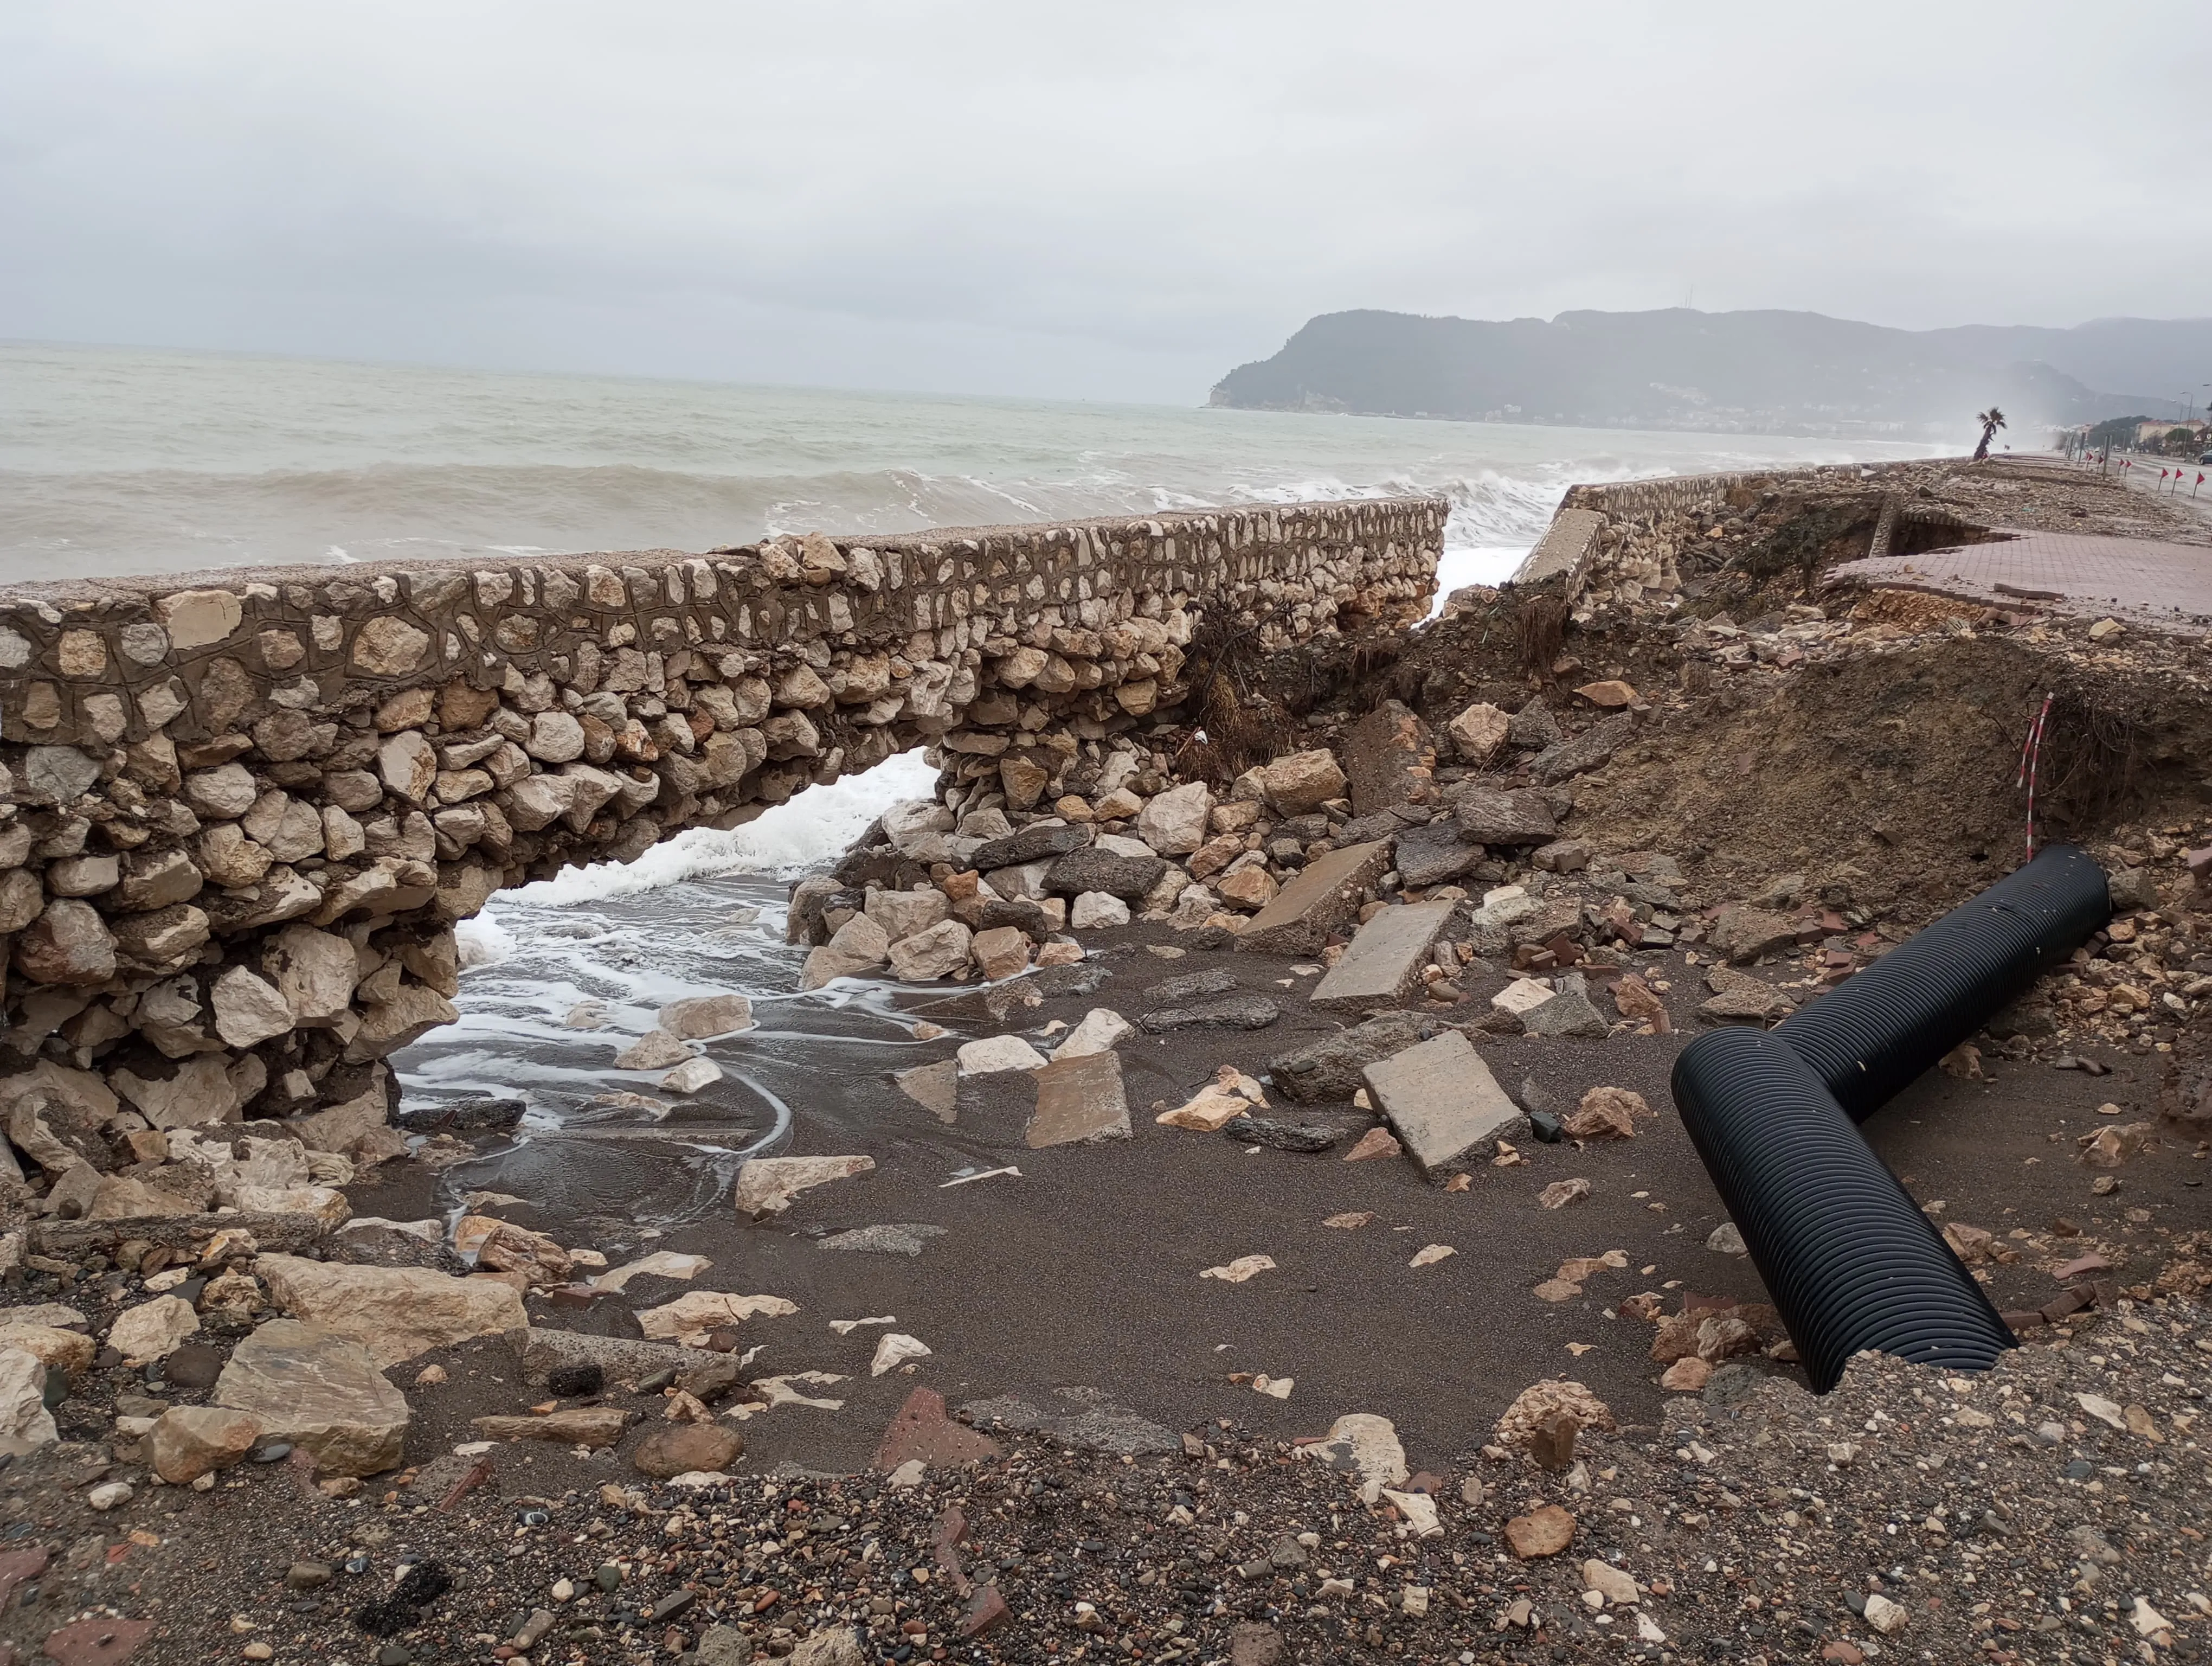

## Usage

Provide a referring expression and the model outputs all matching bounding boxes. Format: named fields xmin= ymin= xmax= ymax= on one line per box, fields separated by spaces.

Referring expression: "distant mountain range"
xmin=1208 ymin=308 xmax=2212 ymax=439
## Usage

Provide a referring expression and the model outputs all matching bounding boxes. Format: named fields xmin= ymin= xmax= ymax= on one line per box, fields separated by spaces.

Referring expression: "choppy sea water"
xmin=1 ymin=341 xmax=1944 ymax=1225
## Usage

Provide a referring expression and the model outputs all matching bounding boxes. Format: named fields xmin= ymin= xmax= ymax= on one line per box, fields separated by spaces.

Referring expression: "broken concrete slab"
xmin=1360 ymin=1030 xmax=1525 ymax=1176
xmin=1025 ymin=1050 xmax=1130 ymax=1148
xmin=815 ymin=1223 xmax=947 ymax=1256
xmin=1269 ymin=1011 xmax=1431 ymax=1103
xmin=957 ymin=1387 xmax=1178 ymax=1456
xmin=1311 ymin=901 xmax=1455 ymax=1013
xmin=893 ymin=1060 xmax=960 ymax=1122
xmin=1234 ymin=840 xmax=1392 ymax=956
xmin=1137 ymin=994 xmax=1279 ymax=1033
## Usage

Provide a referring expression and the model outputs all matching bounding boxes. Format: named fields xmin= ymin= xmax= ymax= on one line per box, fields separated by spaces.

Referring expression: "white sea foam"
xmin=506 ymin=748 xmax=937 ymax=911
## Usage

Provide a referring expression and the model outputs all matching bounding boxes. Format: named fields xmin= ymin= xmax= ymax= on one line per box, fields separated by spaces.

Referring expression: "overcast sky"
xmin=4 ymin=2 xmax=2206 ymax=403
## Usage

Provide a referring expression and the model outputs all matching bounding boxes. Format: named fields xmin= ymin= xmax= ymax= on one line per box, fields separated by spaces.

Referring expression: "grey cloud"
xmin=2 ymin=0 xmax=2205 ymax=401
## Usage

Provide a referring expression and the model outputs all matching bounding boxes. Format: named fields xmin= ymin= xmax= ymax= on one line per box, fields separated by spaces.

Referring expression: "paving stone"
xmin=1361 ymin=1029 xmax=1524 ymax=1174
xmin=1311 ymin=901 xmax=1455 ymax=1012
xmin=1025 ymin=1050 xmax=1130 ymax=1148
xmin=1233 ymin=839 xmax=1392 ymax=956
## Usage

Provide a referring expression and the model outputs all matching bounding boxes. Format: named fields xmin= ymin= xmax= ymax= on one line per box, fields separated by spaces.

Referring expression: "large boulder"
xmin=1135 ymin=783 xmax=1213 ymax=856
xmin=214 ymin=1320 xmax=410 ymax=1477
xmin=1392 ymin=822 xmax=1480 ymax=888
xmin=1259 ymin=750 xmax=1347 ymax=816
xmin=254 ymin=1255 xmax=526 ymax=1367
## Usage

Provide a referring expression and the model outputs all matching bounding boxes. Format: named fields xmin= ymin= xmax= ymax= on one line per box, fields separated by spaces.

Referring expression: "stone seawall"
xmin=1509 ymin=460 xmax=1936 ymax=611
xmin=0 ymin=499 xmax=1443 ymax=1201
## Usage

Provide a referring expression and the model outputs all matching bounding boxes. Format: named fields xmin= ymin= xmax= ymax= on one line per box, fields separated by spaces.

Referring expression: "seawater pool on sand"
xmin=392 ymin=748 xmax=953 ymax=1231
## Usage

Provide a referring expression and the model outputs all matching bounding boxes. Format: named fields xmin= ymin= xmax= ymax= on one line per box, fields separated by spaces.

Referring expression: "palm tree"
xmin=1973 ymin=406 xmax=2007 ymax=460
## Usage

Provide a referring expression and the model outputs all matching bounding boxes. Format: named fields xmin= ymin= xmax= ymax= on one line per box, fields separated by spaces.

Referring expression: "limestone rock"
xmin=107 ymin=1295 xmax=200 ymax=1364
xmin=265 ymin=925 xmax=358 ymax=1026
xmin=1562 ymin=1086 xmax=1649 ymax=1139
xmin=147 ymin=1406 xmax=261 ymax=1484
xmin=0 ymin=1324 xmax=93 ymax=1380
xmin=1506 ymin=1505 xmax=1576 ymax=1559
xmin=1135 ymin=781 xmax=1213 ymax=856
xmin=1042 ymin=847 xmax=1168 ymax=901
xmin=1071 ymin=891 xmax=1132 ymax=929
xmin=657 ymin=994 xmax=754 ymax=1039
xmin=472 ymin=1407 xmax=629 ymax=1446
xmin=1532 ymin=714 xmax=1635 ymax=786
xmin=660 ymin=1056 xmax=722 ymax=1094
xmin=352 ymin=616 xmax=431 ymax=674
xmin=866 ymin=888 xmax=950 ymax=942
xmin=13 ymin=899 xmax=117 ymax=987
xmin=956 ymin=1035 xmax=1047 ymax=1075
xmin=634 ymin=1422 xmax=743 ymax=1478
xmin=0 ymin=1345 xmax=57 ymax=1454
xmin=1260 ymin=750 xmax=1346 ymax=816
xmin=615 ymin=1030 xmax=697 ymax=1071
xmin=344 ymin=984 xmax=459 ymax=1062
xmin=887 ymin=919 xmax=973 ymax=982
xmin=734 ymin=1154 xmax=876 ymax=1218
xmin=1299 ymin=1412 xmax=1406 ymax=1504
xmin=1446 ymin=702 xmax=1511 ymax=765
xmin=210 ymin=965 xmax=293 ymax=1048
xmin=893 ymin=1060 xmax=959 ymax=1120
xmin=254 ymin=1254 xmax=527 ymax=1366
xmin=1052 ymin=1007 xmax=1133 ymax=1060
xmin=1707 ymin=905 xmax=1801 ymax=965
xmin=970 ymin=926 xmax=1032 ymax=981
xmin=1342 ymin=700 xmax=1436 ymax=817
xmin=801 ymin=913 xmax=891 ymax=989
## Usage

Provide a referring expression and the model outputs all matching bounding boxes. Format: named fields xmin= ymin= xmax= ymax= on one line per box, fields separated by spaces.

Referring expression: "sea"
xmin=0 ymin=339 xmax=1943 ymax=1229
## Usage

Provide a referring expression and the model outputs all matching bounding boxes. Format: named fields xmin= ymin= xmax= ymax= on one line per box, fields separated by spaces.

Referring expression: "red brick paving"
xmin=1834 ymin=529 xmax=2212 ymax=635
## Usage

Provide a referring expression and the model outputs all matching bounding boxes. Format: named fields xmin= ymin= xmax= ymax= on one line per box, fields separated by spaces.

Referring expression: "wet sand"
xmin=364 ymin=907 xmax=2200 ymax=1486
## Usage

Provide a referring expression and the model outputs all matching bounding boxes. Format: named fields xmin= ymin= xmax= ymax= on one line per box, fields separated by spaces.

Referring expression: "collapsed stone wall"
xmin=0 ymin=499 xmax=1443 ymax=1214
xmin=1513 ymin=462 xmax=1932 ymax=613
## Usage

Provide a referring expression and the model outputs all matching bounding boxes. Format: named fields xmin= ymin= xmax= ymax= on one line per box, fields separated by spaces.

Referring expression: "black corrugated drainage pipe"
xmin=1671 ymin=1028 xmax=2017 ymax=1392
xmin=1773 ymin=844 xmax=2112 ymax=1122
xmin=1670 ymin=844 xmax=2110 ymax=1391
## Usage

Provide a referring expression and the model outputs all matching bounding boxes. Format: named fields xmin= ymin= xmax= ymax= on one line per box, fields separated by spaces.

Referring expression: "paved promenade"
xmin=1835 ymin=527 xmax=2212 ymax=634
